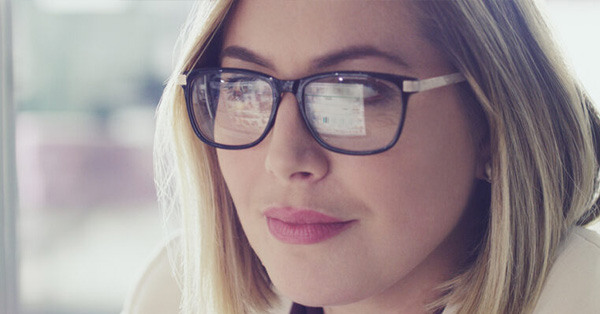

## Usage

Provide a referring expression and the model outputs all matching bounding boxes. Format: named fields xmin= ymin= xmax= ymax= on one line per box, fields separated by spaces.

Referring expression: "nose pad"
xmin=269 ymin=92 xmax=313 ymax=146
xmin=271 ymin=88 xmax=308 ymax=135
xmin=263 ymin=92 xmax=329 ymax=182
xmin=280 ymin=80 xmax=295 ymax=94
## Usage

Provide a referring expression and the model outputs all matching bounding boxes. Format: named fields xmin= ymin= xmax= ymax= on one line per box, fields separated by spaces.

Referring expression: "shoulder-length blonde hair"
xmin=154 ymin=1 xmax=600 ymax=313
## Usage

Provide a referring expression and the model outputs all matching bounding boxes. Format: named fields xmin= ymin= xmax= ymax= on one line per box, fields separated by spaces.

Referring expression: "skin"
xmin=216 ymin=1 xmax=486 ymax=313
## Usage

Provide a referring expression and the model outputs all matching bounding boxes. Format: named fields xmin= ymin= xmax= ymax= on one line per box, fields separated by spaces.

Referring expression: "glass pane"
xmin=545 ymin=0 xmax=600 ymax=108
xmin=13 ymin=1 xmax=194 ymax=313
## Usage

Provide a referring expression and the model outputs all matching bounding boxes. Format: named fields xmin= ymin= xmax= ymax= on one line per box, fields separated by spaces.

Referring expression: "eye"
xmin=355 ymin=80 xmax=395 ymax=105
xmin=330 ymin=75 xmax=394 ymax=104
xmin=221 ymin=76 xmax=259 ymax=102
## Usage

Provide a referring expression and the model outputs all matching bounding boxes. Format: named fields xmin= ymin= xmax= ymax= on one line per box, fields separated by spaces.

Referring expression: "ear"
xmin=475 ymin=135 xmax=491 ymax=182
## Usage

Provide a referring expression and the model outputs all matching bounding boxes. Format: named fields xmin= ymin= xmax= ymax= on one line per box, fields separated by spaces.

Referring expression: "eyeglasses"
xmin=179 ymin=68 xmax=465 ymax=155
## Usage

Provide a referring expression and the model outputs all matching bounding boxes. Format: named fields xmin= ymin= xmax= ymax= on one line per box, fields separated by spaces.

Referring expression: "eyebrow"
xmin=312 ymin=45 xmax=409 ymax=69
xmin=219 ymin=44 xmax=409 ymax=71
xmin=220 ymin=46 xmax=275 ymax=69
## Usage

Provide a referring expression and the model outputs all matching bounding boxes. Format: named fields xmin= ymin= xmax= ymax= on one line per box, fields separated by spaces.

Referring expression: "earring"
xmin=484 ymin=162 xmax=492 ymax=183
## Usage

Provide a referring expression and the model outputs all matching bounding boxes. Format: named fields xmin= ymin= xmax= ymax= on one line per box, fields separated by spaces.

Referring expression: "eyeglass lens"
xmin=189 ymin=71 xmax=405 ymax=153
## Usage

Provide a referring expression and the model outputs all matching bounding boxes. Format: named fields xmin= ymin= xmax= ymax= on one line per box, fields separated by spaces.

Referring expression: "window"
xmin=544 ymin=0 xmax=600 ymax=105
xmin=1 ymin=0 xmax=19 ymax=313
xmin=11 ymin=1 xmax=194 ymax=313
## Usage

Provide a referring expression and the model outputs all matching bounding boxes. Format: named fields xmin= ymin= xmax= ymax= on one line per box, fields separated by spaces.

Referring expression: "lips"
xmin=264 ymin=207 xmax=355 ymax=245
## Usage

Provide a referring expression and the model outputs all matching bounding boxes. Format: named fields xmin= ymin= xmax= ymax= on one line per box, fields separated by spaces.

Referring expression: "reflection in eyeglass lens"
xmin=213 ymin=78 xmax=273 ymax=145
xmin=305 ymin=78 xmax=403 ymax=152
xmin=305 ymin=82 xmax=367 ymax=137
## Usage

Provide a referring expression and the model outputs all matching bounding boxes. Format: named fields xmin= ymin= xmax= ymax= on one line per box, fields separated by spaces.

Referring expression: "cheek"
xmin=341 ymin=93 xmax=480 ymax=244
xmin=216 ymin=149 xmax=262 ymax=210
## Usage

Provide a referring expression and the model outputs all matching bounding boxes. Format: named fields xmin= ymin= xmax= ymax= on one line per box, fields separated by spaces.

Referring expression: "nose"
xmin=263 ymin=93 xmax=329 ymax=183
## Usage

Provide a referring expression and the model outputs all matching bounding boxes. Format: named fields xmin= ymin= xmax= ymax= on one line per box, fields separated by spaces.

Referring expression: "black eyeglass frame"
xmin=179 ymin=67 xmax=466 ymax=156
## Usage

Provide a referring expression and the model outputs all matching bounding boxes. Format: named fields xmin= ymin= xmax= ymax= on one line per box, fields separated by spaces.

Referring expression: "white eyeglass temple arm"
xmin=178 ymin=74 xmax=187 ymax=86
xmin=403 ymin=72 xmax=466 ymax=93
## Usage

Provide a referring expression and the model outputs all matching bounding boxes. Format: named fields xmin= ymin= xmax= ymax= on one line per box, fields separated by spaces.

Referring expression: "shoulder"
xmin=532 ymin=226 xmax=600 ymax=314
xmin=120 ymin=236 xmax=181 ymax=314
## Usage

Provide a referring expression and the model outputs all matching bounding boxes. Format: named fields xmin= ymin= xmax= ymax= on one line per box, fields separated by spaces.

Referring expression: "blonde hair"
xmin=155 ymin=1 xmax=273 ymax=313
xmin=154 ymin=1 xmax=600 ymax=313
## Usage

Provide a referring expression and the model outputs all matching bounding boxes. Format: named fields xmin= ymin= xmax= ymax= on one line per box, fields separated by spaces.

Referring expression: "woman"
xmin=146 ymin=0 xmax=600 ymax=313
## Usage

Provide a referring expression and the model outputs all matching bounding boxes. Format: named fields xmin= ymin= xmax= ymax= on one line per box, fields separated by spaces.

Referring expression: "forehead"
xmin=221 ymin=0 xmax=448 ymax=77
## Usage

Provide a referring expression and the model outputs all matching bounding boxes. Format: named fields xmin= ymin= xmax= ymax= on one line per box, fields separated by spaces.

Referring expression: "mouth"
xmin=264 ymin=207 xmax=355 ymax=245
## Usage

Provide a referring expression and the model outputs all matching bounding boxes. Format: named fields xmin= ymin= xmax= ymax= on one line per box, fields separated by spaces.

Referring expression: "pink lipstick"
xmin=264 ymin=208 xmax=354 ymax=245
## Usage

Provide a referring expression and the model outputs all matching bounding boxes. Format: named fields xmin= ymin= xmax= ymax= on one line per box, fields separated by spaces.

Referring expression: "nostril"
xmin=290 ymin=171 xmax=313 ymax=180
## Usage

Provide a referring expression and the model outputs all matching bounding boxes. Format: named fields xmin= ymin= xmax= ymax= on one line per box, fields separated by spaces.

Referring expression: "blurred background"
xmin=4 ymin=0 xmax=600 ymax=314
xmin=11 ymin=1 xmax=194 ymax=313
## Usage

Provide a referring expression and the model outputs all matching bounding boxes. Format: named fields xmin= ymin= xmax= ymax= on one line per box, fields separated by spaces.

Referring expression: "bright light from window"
xmin=544 ymin=1 xmax=600 ymax=105
xmin=34 ymin=0 xmax=131 ymax=14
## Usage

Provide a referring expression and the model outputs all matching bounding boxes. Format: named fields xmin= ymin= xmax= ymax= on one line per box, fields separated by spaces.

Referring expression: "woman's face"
xmin=217 ymin=0 xmax=485 ymax=311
